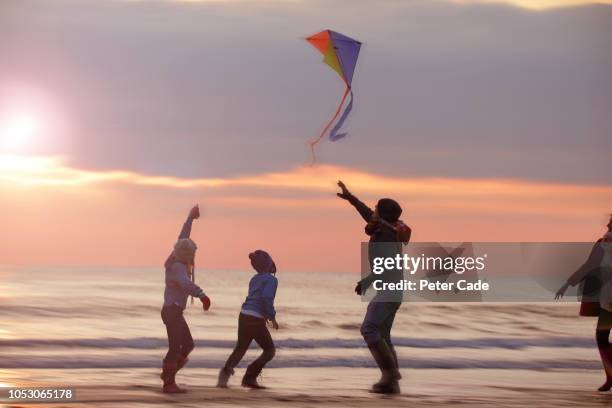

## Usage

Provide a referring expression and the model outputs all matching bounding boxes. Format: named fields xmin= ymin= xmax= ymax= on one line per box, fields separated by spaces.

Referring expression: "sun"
xmin=0 ymin=112 xmax=40 ymax=152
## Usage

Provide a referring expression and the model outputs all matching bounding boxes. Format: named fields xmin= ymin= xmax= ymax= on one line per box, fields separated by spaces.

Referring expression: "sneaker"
xmin=241 ymin=374 xmax=267 ymax=389
xmin=217 ymin=367 xmax=234 ymax=388
xmin=162 ymin=383 xmax=187 ymax=394
xmin=599 ymin=380 xmax=612 ymax=392
xmin=370 ymin=380 xmax=400 ymax=395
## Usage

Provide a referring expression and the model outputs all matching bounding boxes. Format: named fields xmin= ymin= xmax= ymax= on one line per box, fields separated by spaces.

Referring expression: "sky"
xmin=0 ymin=0 xmax=610 ymax=272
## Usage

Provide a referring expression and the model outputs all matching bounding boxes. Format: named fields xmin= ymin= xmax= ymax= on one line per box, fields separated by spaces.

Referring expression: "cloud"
xmin=1 ymin=0 xmax=610 ymax=185
xmin=1 ymin=153 xmax=610 ymax=268
xmin=2 ymin=154 xmax=610 ymax=217
xmin=451 ymin=0 xmax=612 ymax=10
xmin=123 ymin=0 xmax=612 ymax=9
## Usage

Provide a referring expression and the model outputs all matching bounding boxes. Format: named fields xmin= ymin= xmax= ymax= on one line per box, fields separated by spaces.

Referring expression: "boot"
xmin=217 ymin=367 xmax=234 ymax=388
xmin=389 ymin=344 xmax=402 ymax=380
xmin=160 ymin=361 xmax=177 ymax=384
xmin=241 ymin=365 xmax=267 ymax=389
xmin=372 ymin=379 xmax=400 ymax=395
xmin=177 ymin=356 xmax=189 ymax=371
xmin=160 ymin=361 xmax=185 ymax=393
xmin=367 ymin=340 xmax=401 ymax=395
xmin=160 ymin=357 xmax=189 ymax=382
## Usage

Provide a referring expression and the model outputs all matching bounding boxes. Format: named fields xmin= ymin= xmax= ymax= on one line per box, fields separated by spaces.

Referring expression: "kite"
xmin=306 ymin=29 xmax=361 ymax=163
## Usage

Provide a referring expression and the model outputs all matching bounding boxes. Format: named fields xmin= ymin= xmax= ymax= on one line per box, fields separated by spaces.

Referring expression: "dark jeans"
xmin=223 ymin=313 xmax=275 ymax=374
xmin=361 ymin=301 xmax=401 ymax=345
xmin=597 ymin=309 xmax=612 ymax=348
xmin=161 ymin=305 xmax=194 ymax=368
xmin=596 ymin=310 xmax=612 ymax=380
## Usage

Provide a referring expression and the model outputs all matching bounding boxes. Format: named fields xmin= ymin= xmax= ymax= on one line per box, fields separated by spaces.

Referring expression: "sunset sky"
xmin=1 ymin=0 xmax=610 ymax=272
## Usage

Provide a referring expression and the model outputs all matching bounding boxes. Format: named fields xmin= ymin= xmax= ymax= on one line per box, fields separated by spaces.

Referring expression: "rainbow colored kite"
xmin=306 ymin=30 xmax=361 ymax=163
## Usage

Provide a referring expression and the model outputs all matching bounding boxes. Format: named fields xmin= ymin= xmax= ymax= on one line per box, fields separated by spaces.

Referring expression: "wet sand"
xmin=2 ymin=368 xmax=612 ymax=407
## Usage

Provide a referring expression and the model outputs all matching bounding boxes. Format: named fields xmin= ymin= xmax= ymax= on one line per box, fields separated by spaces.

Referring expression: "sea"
xmin=0 ymin=265 xmax=601 ymax=375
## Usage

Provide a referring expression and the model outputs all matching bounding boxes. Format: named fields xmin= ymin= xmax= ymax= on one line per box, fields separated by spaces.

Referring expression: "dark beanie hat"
xmin=249 ymin=250 xmax=277 ymax=274
xmin=377 ymin=198 xmax=402 ymax=222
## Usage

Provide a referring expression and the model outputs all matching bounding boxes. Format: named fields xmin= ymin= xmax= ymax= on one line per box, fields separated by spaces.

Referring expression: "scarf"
xmin=164 ymin=253 xmax=196 ymax=305
xmin=365 ymin=218 xmax=411 ymax=244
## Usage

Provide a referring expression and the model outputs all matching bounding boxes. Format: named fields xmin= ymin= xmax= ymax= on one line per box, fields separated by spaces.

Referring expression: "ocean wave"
xmin=0 ymin=305 xmax=161 ymax=318
xmin=0 ymin=336 xmax=596 ymax=350
xmin=0 ymin=354 xmax=601 ymax=370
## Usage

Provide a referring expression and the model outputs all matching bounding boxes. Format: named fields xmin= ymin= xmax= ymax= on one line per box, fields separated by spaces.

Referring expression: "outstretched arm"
xmin=355 ymin=273 xmax=377 ymax=296
xmin=178 ymin=205 xmax=200 ymax=239
xmin=336 ymin=181 xmax=373 ymax=222
xmin=556 ymin=240 xmax=603 ymax=299
xmin=566 ymin=241 xmax=604 ymax=286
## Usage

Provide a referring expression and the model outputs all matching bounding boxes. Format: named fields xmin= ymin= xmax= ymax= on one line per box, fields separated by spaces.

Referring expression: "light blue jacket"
xmin=241 ymin=272 xmax=278 ymax=320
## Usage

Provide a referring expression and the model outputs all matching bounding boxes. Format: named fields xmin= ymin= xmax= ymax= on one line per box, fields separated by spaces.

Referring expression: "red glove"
xmin=200 ymin=295 xmax=211 ymax=311
xmin=189 ymin=205 xmax=200 ymax=220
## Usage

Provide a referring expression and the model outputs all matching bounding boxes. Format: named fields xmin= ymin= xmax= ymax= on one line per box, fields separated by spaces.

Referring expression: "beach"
xmin=2 ymin=368 xmax=612 ymax=407
xmin=0 ymin=266 xmax=608 ymax=407
xmin=3 ymin=0 xmax=611 ymax=405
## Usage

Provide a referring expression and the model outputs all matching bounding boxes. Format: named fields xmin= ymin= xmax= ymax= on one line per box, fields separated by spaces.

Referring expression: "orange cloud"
xmin=451 ymin=0 xmax=612 ymax=9
xmin=0 ymin=154 xmax=610 ymax=269
xmin=1 ymin=154 xmax=609 ymax=216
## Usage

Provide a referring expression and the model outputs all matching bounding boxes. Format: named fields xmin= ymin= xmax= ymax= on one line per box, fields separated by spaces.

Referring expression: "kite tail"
xmin=329 ymin=89 xmax=353 ymax=142
xmin=310 ymin=86 xmax=351 ymax=165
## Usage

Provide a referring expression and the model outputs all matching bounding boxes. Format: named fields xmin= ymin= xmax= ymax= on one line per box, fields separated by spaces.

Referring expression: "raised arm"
xmin=336 ymin=181 xmax=374 ymax=222
xmin=178 ymin=205 xmax=200 ymax=239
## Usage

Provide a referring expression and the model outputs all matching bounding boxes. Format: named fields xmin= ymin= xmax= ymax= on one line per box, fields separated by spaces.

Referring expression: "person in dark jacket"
xmin=337 ymin=180 xmax=411 ymax=394
xmin=217 ymin=250 xmax=279 ymax=389
xmin=160 ymin=205 xmax=211 ymax=394
xmin=556 ymin=214 xmax=612 ymax=391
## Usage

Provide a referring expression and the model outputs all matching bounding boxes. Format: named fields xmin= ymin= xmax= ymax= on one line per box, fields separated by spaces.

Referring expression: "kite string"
xmin=310 ymin=85 xmax=351 ymax=165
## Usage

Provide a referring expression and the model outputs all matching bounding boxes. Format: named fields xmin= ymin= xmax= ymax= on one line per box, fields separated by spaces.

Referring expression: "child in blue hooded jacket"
xmin=217 ymin=250 xmax=279 ymax=389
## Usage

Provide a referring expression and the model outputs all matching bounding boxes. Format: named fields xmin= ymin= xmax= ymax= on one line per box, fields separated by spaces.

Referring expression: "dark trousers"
xmin=597 ymin=310 xmax=612 ymax=380
xmin=597 ymin=328 xmax=610 ymax=350
xmin=361 ymin=301 xmax=401 ymax=373
xmin=361 ymin=301 xmax=401 ymax=345
xmin=161 ymin=305 xmax=194 ymax=368
xmin=223 ymin=313 xmax=275 ymax=375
